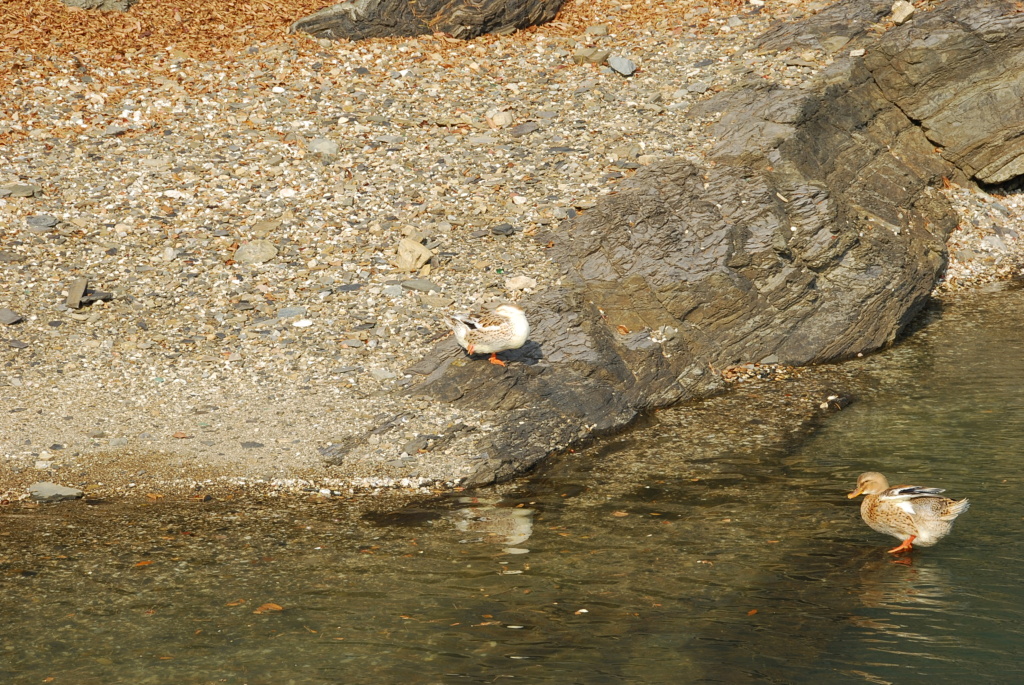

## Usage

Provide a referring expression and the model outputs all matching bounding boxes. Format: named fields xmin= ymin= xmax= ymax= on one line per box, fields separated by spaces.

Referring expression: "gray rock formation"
xmin=290 ymin=0 xmax=563 ymax=41
xmin=60 ymin=0 xmax=138 ymax=10
xmin=29 ymin=482 xmax=85 ymax=503
xmin=403 ymin=0 xmax=1024 ymax=486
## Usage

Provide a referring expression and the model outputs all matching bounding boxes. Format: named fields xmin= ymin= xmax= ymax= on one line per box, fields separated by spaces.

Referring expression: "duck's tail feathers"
xmin=942 ymin=497 xmax=970 ymax=519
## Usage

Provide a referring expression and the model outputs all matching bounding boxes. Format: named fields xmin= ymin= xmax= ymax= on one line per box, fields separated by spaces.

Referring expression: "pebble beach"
xmin=1 ymin=0 xmax=1022 ymax=502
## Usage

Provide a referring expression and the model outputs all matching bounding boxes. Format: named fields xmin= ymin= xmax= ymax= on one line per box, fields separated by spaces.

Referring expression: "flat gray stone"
xmin=277 ymin=306 xmax=307 ymax=318
xmin=0 ymin=308 xmax=23 ymax=325
xmin=510 ymin=122 xmax=540 ymax=137
xmin=401 ymin=279 xmax=441 ymax=293
xmin=26 ymin=214 xmax=58 ymax=228
xmin=369 ymin=368 xmax=398 ymax=382
xmin=608 ymin=56 xmax=637 ymax=77
xmin=29 ymin=481 xmax=84 ymax=503
xmin=4 ymin=184 xmax=42 ymax=198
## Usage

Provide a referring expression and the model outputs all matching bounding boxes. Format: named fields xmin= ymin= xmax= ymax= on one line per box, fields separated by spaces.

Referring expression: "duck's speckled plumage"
xmin=848 ymin=471 xmax=969 ymax=554
xmin=446 ymin=303 xmax=529 ymax=366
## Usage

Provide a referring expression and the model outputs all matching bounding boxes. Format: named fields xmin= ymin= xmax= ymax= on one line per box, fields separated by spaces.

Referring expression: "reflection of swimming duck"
xmin=847 ymin=472 xmax=970 ymax=554
xmin=447 ymin=303 xmax=529 ymax=367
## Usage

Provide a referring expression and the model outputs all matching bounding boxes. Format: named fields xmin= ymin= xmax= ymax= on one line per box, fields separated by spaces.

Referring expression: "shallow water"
xmin=3 ymin=284 xmax=1023 ymax=684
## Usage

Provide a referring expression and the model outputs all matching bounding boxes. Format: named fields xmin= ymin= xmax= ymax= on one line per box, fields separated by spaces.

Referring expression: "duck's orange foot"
xmin=488 ymin=352 xmax=507 ymax=367
xmin=887 ymin=536 xmax=916 ymax=554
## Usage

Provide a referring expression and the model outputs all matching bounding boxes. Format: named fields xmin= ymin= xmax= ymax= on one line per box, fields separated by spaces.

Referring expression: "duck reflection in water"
xmin=451 ymin=496 xmax=535 ymax=547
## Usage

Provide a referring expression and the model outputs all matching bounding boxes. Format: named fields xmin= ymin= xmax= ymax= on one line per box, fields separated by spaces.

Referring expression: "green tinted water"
xmin=3 ymin=285 xmax=1023 ymax=684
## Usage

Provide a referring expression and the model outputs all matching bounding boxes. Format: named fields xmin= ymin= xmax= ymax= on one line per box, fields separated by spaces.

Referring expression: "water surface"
xmin=3 ymin=284 xmax=1023 ymax=684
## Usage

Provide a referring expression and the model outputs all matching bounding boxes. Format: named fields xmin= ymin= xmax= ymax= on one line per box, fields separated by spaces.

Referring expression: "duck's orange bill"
xmin=847 ymin=486 xmax=865 ymax=499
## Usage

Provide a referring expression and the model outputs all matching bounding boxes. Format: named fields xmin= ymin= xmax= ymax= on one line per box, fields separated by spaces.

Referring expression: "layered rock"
xmin=291 ymin=0 xmax=564 ymax=42
xmin=408 ymin=0 xmax=1024 ymax=485
xmin=59 ymin=0 xmax=138 ymax=10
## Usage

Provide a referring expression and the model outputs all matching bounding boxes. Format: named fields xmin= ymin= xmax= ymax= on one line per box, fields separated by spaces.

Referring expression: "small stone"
xmin=688 ymin=81 xmax=710 ymax=94
xmin=240 ymin=441 xmax=265 ymax=449
xmin=277 ymin=306 xmax=306 ymax=318
xmin=0 ymin=308 xmax=23 ymax=325
xmin=981 ymin=235 xmax=1007 ymax=252
xmin=234 ymin=240 xmax=278 ymax=264
xmin=585 ymin=24 xmax=609 ymax=36
xmin=510 ymin=122 xmax=540 ymax=137
xmin=369 ymin=368 xmax=397 ymax=382
xmin=340 ymin=339 xmax=364 ymax=348
xmin=308 ymin=137 xmax=339 ymax=155
xmin=29 ymin=482 xmax=84 ymax=503
xmin=109 ymin=437 xmax=129 ymax=447
xmin=891 ymin=0 xmax=915 ymax=25
xmin=401 ymin=279 xmax=441 ymax=293
xmin=505 ymin=275 xmax=537 ymax=291
xmin=9 ymin=339 xmax=29 ymax=349
xmin=467 ymin=135 xmax=497 ymax=145
xmin=251 ymin=219 xmax=282 ymax=236
xmin=573 ymin=48 xmax=611 ymax=65
xmin=66 ymin=277 xmax=89 ymax=309
xmin=396 ymin=237 xmax=433 ymax=271
xmin=292 ymin=319 xmax=313 ymax=328
xmin=161 ymin=246 xmax=177 ymax=262
xmin=5 ymin=183 xmax=42 ymax=198
xmin=849 ymin=48 xmax=866 ymax=57
xmin=382 ymin=285 xmax=404 ymax=297
xmin=608 ymin=56 xmax=637 ymax=77
xmin=488 ymin=110 xmax=515 ymax=128
xmin=491 ymin=223 xmax=516 ymax=236
xmin=26 ymin=214 xmax=58 ymax=229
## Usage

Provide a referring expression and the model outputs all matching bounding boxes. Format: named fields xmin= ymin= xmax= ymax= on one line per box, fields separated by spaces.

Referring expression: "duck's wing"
xmin=880 ymin=485 xmax=947 ymax=501
xmin=471 ymin=311 xmax=512 ymax=330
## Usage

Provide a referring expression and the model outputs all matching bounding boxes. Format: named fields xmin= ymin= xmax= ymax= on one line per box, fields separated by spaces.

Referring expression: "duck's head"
xmin=847 ymin=471 xmax=890 ymax=498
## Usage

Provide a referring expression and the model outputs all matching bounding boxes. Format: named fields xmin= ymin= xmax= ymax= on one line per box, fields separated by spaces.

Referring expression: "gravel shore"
xmin=2 ymin=0 xmax=1021 ymax=502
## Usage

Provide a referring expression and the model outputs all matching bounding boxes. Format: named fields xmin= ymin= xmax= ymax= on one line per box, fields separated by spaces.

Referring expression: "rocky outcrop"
xmin=407 ymin=0 xmax=1024 ymax=486
xmin=290 ymin=0 xmax=564 ymax=42
xmin=59 ymin=0 xmax=138 ymax=10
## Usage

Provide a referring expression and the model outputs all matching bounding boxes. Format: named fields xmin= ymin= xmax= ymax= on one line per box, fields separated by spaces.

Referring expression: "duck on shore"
xmin=446 ymin=303 xmax=530 ymax=367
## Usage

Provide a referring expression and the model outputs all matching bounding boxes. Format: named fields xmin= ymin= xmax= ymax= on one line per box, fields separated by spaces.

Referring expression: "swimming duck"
xmin=447 ymin=303 xmax=530 ymax=367
xmin=847 ymin=471 xmax=970 ymax=554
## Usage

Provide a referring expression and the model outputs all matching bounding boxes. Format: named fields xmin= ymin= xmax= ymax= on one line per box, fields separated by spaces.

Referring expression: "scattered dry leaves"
xmin=253 ymin=602 xmax=284 ymax=614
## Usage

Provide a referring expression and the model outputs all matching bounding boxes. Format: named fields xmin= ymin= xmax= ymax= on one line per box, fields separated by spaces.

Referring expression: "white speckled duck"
xmin=446 ymin=303 xmax=529 ymax=367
